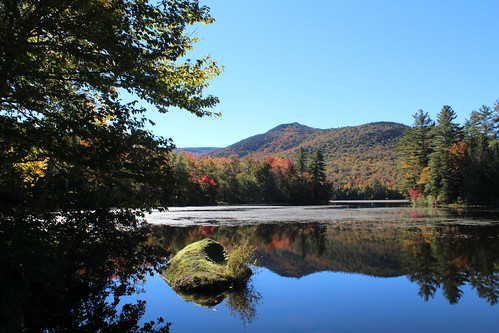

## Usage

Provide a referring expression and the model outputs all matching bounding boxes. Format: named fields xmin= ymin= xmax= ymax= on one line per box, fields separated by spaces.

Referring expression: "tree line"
xmin=397 ymin=101 xmax=499 ymax=205
xmin=164 ymin=148 xmax=331 ymax=205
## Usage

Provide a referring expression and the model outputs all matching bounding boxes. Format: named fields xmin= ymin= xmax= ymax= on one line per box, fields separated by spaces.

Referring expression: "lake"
xmin=124 ymin=204 xmax=499 ymax=332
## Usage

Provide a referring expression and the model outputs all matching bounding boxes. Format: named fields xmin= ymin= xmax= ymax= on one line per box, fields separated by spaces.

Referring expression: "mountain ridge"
xmin=209 ymin=121 xmax=408 ymax=193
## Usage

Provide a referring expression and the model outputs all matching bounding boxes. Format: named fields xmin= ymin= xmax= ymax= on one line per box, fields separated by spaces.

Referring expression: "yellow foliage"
xmin=418 ymin=166 xmax=430 ymax=185
xmin=14 ymin=157 xmax=48 ymax=187
xmin=400 ymin=161 xmax=412 ymax=169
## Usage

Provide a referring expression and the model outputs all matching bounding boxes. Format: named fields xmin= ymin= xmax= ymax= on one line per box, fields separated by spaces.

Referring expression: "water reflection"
xmin=225 ymin=282 xmax=262 ymax=325
xmin=0 ymin=210 xmax=170 ymax=332
xmin=402 ymin=225 xmax=499 ymax=304
xmin=4 ymin=206 xmax=497 ymax=331
xmin=160 ymin=274 xmax=262 ymax=325
xmin=150 ymin=216 xmax=499 ymax=306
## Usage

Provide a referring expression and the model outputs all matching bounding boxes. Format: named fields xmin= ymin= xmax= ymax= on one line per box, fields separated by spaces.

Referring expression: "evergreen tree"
xmin=494 ymin=100 xmax=499 ymax=138
xmin=463 ymin=104 xmax=499 ymax=203
xmin=411 ymin=110 xmax=436 ymax=168
xmin=465 ymin=105 xmax=496 ymax=139
xmin=432 ymin=106 xmax=462 ymax=148
xmin=296 ymin=147 xmax=308 ymax=174
xmin=308 ymin=149 xmax=329 ymax=202
xmin=426 ymin=106 xmax=463 ymax=203
xmin=397 ymin=110 xmax=435 ymax=197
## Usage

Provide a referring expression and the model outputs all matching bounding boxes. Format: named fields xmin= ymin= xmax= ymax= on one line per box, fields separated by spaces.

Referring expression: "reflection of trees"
xmin=151 ymin=222 xmax=402 ymax=278
xmin=225 ymin=281 xmax=262 ymax=325
xmin=0 ymin=210 xmax=170 ymax=332
xmin=295 ymin=224 xmax=327 ymax=257
xmin=152 ymin=223 xmax=327 ymax=262
xmin=401 ymin=225 xmax=499 ymax=305
xmin=153 ymin=221 xmax=499 ymax=305
xmin=164 ymin=278 xmax=262 ymax=325
xmin=471 ymin=273 xmax=499 ymax=305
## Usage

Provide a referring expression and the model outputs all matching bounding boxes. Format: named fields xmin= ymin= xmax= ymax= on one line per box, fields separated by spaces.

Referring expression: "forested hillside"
xmin=210 ymin=122 xmax=317 ymax=157
xmin=211 ymin=122 xmax=408 ymax=197
xmin=176 ymin=147 xmax=220 ymax=156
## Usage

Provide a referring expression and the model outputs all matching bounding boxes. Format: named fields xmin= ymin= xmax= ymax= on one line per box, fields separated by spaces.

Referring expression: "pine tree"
xmin=432 ymin=106 xmax=462 ymax=148
xmin=464 ymin=103 xmax=499 ymax=203
xmin=426 ymin=106 xmax=463 ymax=203
xmin=296 ymin=147 xmax=308 ymax=174
xmin=308 ymin=149 xmax=329 ymax=202
xmin=397 ymin=110 xmax=435 ymax=197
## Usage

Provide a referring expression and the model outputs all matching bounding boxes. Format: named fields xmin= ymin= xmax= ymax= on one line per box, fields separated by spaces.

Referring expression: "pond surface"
xmin=133 ymin=204 xmax=499 ymax=332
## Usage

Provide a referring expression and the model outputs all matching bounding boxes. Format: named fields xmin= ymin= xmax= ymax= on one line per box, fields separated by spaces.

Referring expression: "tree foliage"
xmin=164 ymin=151 xmax=332 ymax=205
xmin=397 ymin=101 xmax=499 ymax=205
xmin=211 ymin=122 xmax=408 ymax=199
xmin=0 ymin=0 xmax=222 ymax=212
xmin=0 ymin=1 xmax=220 ymax=330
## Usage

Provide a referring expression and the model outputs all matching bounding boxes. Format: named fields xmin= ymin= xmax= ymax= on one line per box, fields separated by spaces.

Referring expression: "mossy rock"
xmin=160 ymin=238 xmax=252 ymax=293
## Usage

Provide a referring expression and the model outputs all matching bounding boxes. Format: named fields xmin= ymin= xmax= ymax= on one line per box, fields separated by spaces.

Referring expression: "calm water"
xmin=133 ymin=205 xmax=499 ymax=332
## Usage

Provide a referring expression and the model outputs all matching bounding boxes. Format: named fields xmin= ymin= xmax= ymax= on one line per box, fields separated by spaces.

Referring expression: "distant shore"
xmin=330 ymin=199 xmax=410 ymax=204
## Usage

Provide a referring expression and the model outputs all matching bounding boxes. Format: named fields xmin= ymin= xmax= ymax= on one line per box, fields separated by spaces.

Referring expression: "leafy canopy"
xmin=0 ymin=0 xmax=222 ymax=210
xmin=0 ymin=0 xmax=222 ymax=117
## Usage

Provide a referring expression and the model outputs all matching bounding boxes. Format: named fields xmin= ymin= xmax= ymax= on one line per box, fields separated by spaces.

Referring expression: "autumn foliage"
xmin=164 ymin=151 xmax=332 ymax=205
xmin=397 ymin=102 xmax=499 ymax=205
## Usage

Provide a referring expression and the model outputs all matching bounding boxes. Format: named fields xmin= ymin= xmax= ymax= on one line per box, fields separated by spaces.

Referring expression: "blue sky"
xmin=142 ymin=0 xmax=499 ymax=148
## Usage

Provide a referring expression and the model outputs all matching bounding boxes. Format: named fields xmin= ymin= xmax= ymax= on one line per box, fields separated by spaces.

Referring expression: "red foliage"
xmin=410 ymin=209 xmax=423 ymax=219
xmin=200 ymin=174 xmax=217 ymax=187
xmin=201 ymin=226 xmax=218 ymax=237
xmin=267 ymin=232 xmax=293 ymax=250
xmin=410 ymin=187 xmax=423 ymax=200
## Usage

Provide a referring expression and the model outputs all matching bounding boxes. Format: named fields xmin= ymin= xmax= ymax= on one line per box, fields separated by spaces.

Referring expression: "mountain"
xmin=210 ymin=122 xmax=316 ymax=158
xmin=210 ymin=121 xmax=408 ymax=190
xmin=176 ymin=147 xmax=221 ymax=156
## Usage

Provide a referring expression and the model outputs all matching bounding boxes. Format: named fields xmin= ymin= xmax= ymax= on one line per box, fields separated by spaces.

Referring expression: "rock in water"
xmin=160 ymin=238 xmax=252 ymax=293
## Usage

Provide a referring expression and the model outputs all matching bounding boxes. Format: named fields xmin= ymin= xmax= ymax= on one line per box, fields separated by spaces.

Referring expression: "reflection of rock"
xmin=167 ymin=281 xmax=263 ymax=325
xmin=171 ymin=289 xmax=227 ymax=308
xmin=160 ymin=238 xmax=251 ymax=293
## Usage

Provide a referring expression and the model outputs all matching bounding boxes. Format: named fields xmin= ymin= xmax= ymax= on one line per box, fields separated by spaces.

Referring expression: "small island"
xmin=160 ymin=238 xmax=253 ymax=293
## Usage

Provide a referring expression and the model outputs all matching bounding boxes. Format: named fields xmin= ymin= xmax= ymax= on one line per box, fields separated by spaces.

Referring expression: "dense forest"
xmin=166 ymin=144 xmax=406 ymax=206
xmin=164 ymin=148 xmax=331 ymax=205
xmin=397 ymin=102 xmax=499 ymax=205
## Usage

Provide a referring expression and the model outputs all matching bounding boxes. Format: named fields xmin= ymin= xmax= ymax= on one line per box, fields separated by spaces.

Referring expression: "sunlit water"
xmin=131 ymin=204 xmax=499 ymax=332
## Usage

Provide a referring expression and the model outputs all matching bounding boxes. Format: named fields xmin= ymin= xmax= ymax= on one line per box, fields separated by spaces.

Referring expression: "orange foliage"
xmin=267 ymin=232 xmax=293 ymax=251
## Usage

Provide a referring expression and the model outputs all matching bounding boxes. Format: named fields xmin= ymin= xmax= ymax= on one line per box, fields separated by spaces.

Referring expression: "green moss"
xmin=160 ymin=238 xmax=252 ymax=293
